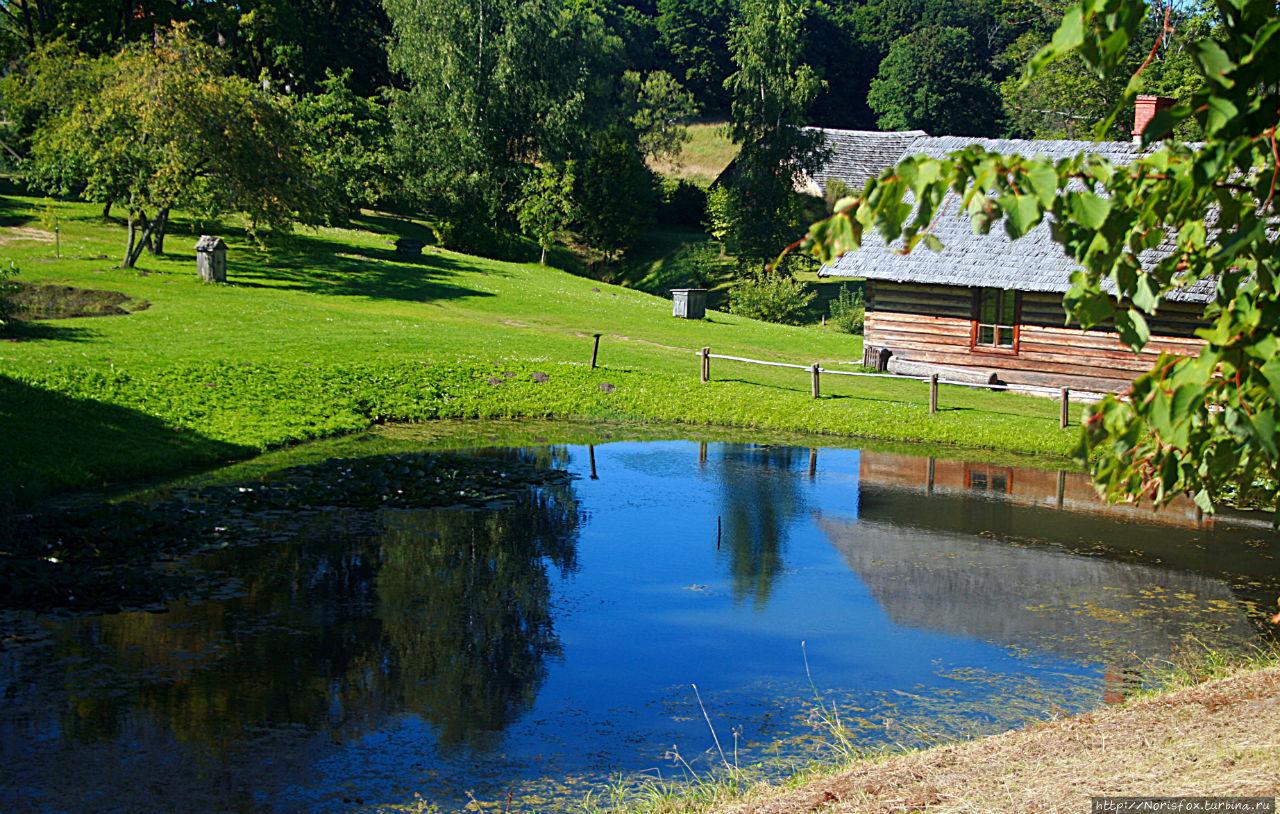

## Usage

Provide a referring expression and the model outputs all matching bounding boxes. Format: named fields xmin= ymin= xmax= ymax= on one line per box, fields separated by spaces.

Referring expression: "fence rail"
xmin=696 ymin=346 xmax=1077 ymax=428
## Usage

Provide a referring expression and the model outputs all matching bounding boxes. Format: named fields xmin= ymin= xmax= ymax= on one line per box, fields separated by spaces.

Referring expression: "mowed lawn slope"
xmin=0 ymin=192 xmax=1080 ymax=505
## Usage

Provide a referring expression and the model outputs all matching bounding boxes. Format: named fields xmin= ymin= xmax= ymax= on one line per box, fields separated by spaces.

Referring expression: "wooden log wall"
xmin=864 ymin=282 xmax=1206 ymax=392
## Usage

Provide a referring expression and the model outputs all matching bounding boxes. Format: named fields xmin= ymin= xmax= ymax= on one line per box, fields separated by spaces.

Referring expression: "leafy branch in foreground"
xmin=798 ymin=0 xmax=1279 ymax=520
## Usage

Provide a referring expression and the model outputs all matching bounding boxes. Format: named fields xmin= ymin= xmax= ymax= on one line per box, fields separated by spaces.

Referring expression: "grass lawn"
xmin=0 ymin=190 xmax=1083 ymax=508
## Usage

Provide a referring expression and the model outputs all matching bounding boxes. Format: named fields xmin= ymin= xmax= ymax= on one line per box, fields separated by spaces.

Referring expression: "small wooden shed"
xmin=195 ymin=235 xmax=227 ymax=283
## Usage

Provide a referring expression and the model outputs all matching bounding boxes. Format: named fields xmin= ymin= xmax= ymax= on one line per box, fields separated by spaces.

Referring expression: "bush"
xmin=656 ymin=179 xmax=708 ymax=227
xmin=824 ymin=178 xmax=853 ymax=213
xmin=0 ymin=262 xmax=20 ymax=332
xmin=728 ymin=271 xmax=816 ymax=325
xmin=636 ymin=241 xmax=730 ymax=296
xmin=828 ymin=283 xmax=865 ymax=334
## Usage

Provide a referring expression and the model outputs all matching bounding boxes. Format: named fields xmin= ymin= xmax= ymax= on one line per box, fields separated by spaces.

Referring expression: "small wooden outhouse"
xmin=195 ymin=235 xmax=227 ymax=283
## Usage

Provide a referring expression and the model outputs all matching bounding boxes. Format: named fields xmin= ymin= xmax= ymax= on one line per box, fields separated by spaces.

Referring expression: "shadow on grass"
xmin=1 ymin=320 xmax=96 ymax=342
xmin=0 ymin=376 xmax=252 ymax=512
xmin=0 ymin=193 xmax=35 ymax=228
xmin=231 ymin=229 xmax=502 ymax=304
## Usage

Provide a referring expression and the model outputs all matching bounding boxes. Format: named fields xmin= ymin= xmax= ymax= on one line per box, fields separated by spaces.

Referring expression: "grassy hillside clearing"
xmin=0 ymin=191 xmax=1081 ymax=507
xmin=648 ymin=121 xmax=739 ymax=188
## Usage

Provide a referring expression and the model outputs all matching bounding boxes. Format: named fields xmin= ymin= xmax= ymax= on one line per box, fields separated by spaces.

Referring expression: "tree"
xmin=998 ymin=0 xmax=1212 ymax=139
xmin=290 ymin=70 xmax=394 ymax=220
xmin=624 ymin=69 xmax=698 ymax=162
xmin=721 ymin=0 xmax=825 ymax=265
xmin=0 ymin=0 xmax=179 ymax=59
xmin=198 ymin=0 xmax=392 ymax=94
xmin=511 ymin=167 xmax=577 ymax=265
xmin=15 ymin=26 xmax=320 ymax=267
xmin=655 ymin=0 xmax=735 ymax=112
xmin=0 ymin=262 xmax=20 ymax=332
xmin=801 ymin=0 xmax=1280 ymax=520
xmin=868 ymin=25 xmax=1004 ymax=136
xmin=572 ymin=127 xmax=657 ymax=258
xmin=384 ymin=0 xmax=627 ymax=247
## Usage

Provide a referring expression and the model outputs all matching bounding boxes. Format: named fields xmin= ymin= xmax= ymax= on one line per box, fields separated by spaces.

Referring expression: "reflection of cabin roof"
xmin=816 ymin=514 xmax=1253 ymax=660
xmin=812 ymin=132 xmax=1216 ymax=304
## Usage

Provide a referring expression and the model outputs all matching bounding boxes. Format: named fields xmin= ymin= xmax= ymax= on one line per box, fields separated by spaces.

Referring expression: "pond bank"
xmin=700 ymin=659 xmax=1280 ymax=814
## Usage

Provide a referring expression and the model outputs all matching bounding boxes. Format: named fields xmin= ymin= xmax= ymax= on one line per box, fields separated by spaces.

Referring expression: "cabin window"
xmin=973 ymin=288 xmax=1019 ymax=351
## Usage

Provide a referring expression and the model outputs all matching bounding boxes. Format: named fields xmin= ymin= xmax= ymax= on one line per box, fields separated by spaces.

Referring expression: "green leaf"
xmin=1025 ymin=162 xmax=1059 ymax=206
xmin=1113 ymin=308 xmax=1150 ymax=350
xmin=1250 ymin=409 xmax=1278 ymax=457
xmin=1000 ymin=193 xmax=1042 ymax=238
xmin=1178 ymin=220 xmax=1206 ymax=251
xmin=1170 ymin=383 xmax=1202 ymax=422
xmin=1192 ymin=489 xmax=1214 ymax=513
xmin=1261 ymin=356 xmax=1280 ymax=403
xmin=1066 ymin=191 xmax=1110 ymax=230
xmin=1026 ymin=7 xmax=1083 ymax=77
xmin=1192 ymin=40 xmax=1237 ymax=88
xmin=922 ymin=234 xmax=944 ymax=252
xmin=1204 ymin=96 xmax=1239 ymax=136
xmin=1131 ymin=275 xmax=1160 ymax=314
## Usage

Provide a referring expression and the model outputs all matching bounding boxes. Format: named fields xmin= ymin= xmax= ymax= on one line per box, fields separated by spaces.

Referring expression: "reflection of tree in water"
xmin=716 ymin=445 xmax=805 ymax=608
xmin=18 ymin=448 xmax=581 ymax=756
xmin=48 ymin=515 xmax=391 ymax=748
xmin=378 ymin=485 xmax=580 ymax=746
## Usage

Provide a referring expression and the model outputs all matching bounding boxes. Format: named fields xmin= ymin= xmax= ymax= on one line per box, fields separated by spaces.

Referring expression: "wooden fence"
xmin=696 ymin=347 xmax=1076 ymax=428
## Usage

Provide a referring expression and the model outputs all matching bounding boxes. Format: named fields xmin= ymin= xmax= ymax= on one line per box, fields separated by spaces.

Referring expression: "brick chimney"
xmin=1133 ymin=95 xmax=1175 ymax=145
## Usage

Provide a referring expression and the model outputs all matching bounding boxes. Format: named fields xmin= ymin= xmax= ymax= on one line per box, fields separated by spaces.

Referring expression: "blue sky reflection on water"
xmin=3 ymin=439 xmax=1273 ymax=814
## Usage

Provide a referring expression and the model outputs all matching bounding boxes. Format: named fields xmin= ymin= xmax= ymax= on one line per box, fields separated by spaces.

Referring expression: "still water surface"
xmin=2 ymin=440 xmax=1277 ymax=813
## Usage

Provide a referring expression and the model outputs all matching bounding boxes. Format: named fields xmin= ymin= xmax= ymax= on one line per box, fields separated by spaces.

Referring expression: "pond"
xmin=2 ymin=433 xmax=1278 ymax=813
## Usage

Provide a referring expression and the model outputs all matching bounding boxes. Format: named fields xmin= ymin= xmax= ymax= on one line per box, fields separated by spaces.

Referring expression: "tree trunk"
xmin=124 ymin=208 xmax=137 ymax=268
xmin=148 ymin=207 xmax=170 ymax=255
xmin=124 ymin=209 xmax=158 ymax=268
xmin=102 ymin=200 xmax=112 ymax=219
xmin=540 ymin=244 xmax=547 ymax=265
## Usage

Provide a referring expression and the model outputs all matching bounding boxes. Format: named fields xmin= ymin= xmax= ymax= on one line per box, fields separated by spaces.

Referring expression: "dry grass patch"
xmin=0 ymin=226 xmax=55 ymax=244
xmin=720 ymin=666 xmax=1280 ymax=814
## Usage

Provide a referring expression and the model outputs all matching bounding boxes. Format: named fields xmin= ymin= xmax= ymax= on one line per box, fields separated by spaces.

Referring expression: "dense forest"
xmin=0 ymin=0 xmax=1214 ymax=268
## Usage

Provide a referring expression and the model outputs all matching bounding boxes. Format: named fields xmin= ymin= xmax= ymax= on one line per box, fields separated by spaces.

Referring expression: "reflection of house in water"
xmin=818 ymin=514 xmax=1256 ymax=662
xmin=863 ymin=452 xmax=1209 ymax=529
xmin=815 ymin=451 xmax=1267 ymax=663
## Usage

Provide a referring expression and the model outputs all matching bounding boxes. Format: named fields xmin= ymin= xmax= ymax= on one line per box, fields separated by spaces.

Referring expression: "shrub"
xmin=828 ymin=283 xmax=865 ymax=334
xmin=636 ymin=241 xmax=730 ymax=296
xmin=0 ymin=262 xmax=20 ymax=331
xmin=728 ymin=271 xmax=816 ymax=325
xmin=824 ymin=178 xmax=853 ymax=213
xmin=656 ymin=179 xmax=708 ymax=227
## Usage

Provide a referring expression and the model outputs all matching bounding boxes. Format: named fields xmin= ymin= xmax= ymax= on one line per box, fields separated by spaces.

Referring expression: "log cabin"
xmin=812 ymin=98 xmax=1212 ymax=393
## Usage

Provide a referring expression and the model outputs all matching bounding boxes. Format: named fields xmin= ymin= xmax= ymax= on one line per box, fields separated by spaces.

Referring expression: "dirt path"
xmin=723 ymin=667 xmax=1280 ymax=814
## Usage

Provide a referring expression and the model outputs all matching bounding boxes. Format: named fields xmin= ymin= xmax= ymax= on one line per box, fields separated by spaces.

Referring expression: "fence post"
xmin=811 ymin=363 xmax=820 ymax=398
xmin=1060 ymin=387 xmax=1070 ymax=428
xmin=591 ymin=333 xmax=602 ymax=369
xmin=700 ymin=347 xmax=710 ymax=383
xmin=929 ymin=374 xmax=938 ymax=414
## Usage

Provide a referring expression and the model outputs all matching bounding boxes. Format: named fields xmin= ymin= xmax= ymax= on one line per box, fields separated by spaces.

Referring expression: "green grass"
xmin=649 ymin=121 xmax=739 ymax=188
xmin=0 ymin=189 xmax=1083 ymax=508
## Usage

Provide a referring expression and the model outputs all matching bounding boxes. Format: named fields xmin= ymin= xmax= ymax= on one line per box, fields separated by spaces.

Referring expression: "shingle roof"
xmin=815 ymin=133 xmax=1215 ymax=304
xmin=803 ymin=128 xmax=927 ymax=194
